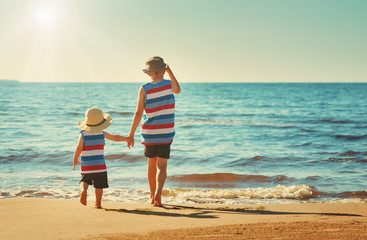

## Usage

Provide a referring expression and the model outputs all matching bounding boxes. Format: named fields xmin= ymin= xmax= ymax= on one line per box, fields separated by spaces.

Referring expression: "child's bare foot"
xmin=150 ymin=197 xmax=155 ymax=204
xmin=94 ymin=205 xmax=103 ymax=209
xmin=153 ymin=196 xmax=163 ymax=207
xmin=80 ymin=191 xmax=87 ymax=206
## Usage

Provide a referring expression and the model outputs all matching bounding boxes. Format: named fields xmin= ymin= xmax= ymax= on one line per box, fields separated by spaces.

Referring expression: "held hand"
xmin=126 ymin=137 xmax=131 ymax=149
xmin=73 ymin=160 xmax=81 ymax=170
xmin=127 ymin=136 xmax=135 ymax=149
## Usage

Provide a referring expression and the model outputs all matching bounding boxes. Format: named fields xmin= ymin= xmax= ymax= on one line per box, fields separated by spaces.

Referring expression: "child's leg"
xmin=80 ymin=182 xmax=89 ymax=206
xmin=94 ymin=188 xmax=103 ymax=209
xmin=147 ymin=157 xmax=157 ymax=204
xmin=154 ymin=157 xmax=167 ymax=207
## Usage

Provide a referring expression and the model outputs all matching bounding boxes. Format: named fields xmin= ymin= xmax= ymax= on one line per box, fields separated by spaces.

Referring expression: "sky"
xmin=0 ymin=0 xmax=366 ymax=83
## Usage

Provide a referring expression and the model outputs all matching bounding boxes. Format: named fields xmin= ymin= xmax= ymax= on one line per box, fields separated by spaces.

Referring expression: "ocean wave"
xmin=179 ymin=125 xmax=195 ymax=129
xmin=108 ymin=111 xmax=134 ymax=116
xmin=176 ymin=118 xmax=297 ymax=129
xmin=225 ymin=156 xmax=267 ymax=167
xmin=302 ymin=118 xmax=355 ymax=124
xmin=327 ymin=157 xmax=367 ymax=163
xmin=0 ymin=151 xmax=72 ymax=164
xmin=168 ymin=173 xmax=295 ymax=185
xmin=334 ymin=134 xmax=367 ymax=141
xmin=332 ymin=191 xmax=367 ymax=198
xmin=1 ymin=189 xmax=79 ymax=199
xmin=0 ymin=152 xmax=144 ymax=165
xmin=291 ymin=142 xmax=312 ymax=147
xmin=2 ymin=186 xmax=366 ymax=204
xmin=226 ymin=156 xmax=309 ymax=167
xmin=177 ymin=118 xmax=246 ymax=126
xmin=1 ymin=185 xmax=314 ymax=204
xmin=312 ymin=189 xmax=367 ymax=199
xmin=68 ymin=112 xmax=81 ymax=116
xmin=105 ymin=154 xmax=145 ymax=163
xmin=162 ymin=185 xmax=313 ymax=200
xmin=320 ymin=118 xmax=354 ymax=124
xmin=317 ymin=151 xmax=339 ymax=155
xmin=305 ymin=176 xmax=322 ymax=181
xmin=340 ymin=150 xmax=366 ymax=156
xmin=301 ymin=128 xmax=317 ymax=133
xmin=0 ymin=153 xmax=42 ymax=163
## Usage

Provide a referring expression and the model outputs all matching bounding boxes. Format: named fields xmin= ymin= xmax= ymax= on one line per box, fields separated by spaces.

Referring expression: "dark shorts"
xmin=144 ymin=143 xmax=171 ymax=159
xmin=80 ymin=172 xmax=109 ymax=189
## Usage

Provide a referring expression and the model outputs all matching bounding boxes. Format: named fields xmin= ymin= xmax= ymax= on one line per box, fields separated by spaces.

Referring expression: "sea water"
xmin=1 ymin=81 xmax=367 ymax=204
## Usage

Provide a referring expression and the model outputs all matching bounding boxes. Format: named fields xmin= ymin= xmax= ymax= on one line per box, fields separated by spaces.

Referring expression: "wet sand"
xmin=1 ymin=198 xmax=366 ymax=239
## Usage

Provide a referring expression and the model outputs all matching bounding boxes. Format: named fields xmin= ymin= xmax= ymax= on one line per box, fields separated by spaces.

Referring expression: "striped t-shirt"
xmin=80 ymin=131 xmax=107 ymax=174
xmin=141 ymin=79 xmax=175 ymax=145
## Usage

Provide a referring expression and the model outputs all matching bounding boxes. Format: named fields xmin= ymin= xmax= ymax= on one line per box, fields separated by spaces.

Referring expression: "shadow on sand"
xmin=103 ymin=204 xmax=363 ymax=219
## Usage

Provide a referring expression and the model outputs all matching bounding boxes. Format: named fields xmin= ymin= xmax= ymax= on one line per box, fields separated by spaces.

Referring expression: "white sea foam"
xmin=1 ymin=185 xmax=314 ymax=205
xmin=329 ymin=198 xmax=367 ymax=204
xmin=162 ymin=185 xmax=313 ymax=202
xmin=3 ymin=185 xmax=367 ymax=204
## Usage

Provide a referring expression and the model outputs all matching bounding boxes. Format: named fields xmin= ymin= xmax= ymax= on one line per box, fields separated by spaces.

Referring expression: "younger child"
xmin=73 ymin=107 xmax=129 ymax=208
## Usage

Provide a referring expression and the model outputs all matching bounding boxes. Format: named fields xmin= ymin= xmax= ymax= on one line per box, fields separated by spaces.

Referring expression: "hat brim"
xmin=142 ymin=65 xmax=168 ymax=73
xmin=77 ymin=114 xmax=112 ymax=133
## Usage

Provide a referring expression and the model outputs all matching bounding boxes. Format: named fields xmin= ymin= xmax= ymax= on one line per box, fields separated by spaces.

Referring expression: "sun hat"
xmin=77 ymin=107 xmax=112 ymax=133
xmin=142 ymin=56 xmax=167 ymax=73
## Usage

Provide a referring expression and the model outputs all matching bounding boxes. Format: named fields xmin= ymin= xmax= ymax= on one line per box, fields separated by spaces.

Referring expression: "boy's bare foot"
xmin=80 ymin=191 xmax=87 ymax=206
xmin=150 ymin=197 xmax=155 ymax=204
xmin=153 ymin=196 xmax=163 ymax=207
xmin=94 ymin=205 xmax=103 ymax=209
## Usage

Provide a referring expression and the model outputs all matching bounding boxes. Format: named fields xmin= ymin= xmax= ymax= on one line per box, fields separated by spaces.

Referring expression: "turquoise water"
xmin=1 ymin=82 xmax=367 ymax=204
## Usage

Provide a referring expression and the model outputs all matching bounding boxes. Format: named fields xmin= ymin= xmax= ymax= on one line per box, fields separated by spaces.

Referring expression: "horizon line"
xmin=1 ymin=80 xmax=367 ymax=84
xmin=9 ymin=82 xmax=367 ymax=84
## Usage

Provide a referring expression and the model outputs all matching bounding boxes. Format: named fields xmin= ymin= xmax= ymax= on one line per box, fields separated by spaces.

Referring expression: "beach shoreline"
xmin=1 ymin=197 xmax=366 ymax=239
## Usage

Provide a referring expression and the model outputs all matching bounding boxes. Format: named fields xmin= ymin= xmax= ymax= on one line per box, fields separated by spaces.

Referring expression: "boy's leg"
xmin=80 ymin=182 xmax=89 ymax=206
xmin=147 ymin=157 xmax=157 ymax=204
xmin=94 ymin=188 xmax=103 ymax=209
xmin=154 ymin=157 xmax=168 ymax=207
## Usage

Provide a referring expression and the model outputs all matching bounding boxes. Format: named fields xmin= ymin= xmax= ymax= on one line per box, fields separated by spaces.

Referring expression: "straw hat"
xmin=142 ymin=56 xmax=167 ymax=73
xmin=78 ymin=107 xmax=112 ymax=133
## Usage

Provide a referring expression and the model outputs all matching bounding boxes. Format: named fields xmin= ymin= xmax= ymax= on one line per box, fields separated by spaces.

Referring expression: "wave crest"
xmin=334 ymin=134 xmax=367 ymax=141
xmin=162 ymin=185 xmax=313 ymax=200
xmin=168 ymin=173 xmax=295 ymax=185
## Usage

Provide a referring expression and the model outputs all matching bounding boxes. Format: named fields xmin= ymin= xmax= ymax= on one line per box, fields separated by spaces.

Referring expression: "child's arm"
xmin=166 ymin=66 xmax=181 ymax=94
xmin=73 ymin=134 xmax=83 ymax=170
xmin=128 ymin=86 xmax=145 ymax=148
xmin=104 ymin=132 xmax=129 ymax=142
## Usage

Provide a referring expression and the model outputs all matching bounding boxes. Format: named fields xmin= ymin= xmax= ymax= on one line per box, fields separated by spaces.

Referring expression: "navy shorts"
xmin=144 ymin=143 xmax=171 ymax=159
xmin=80 ymin=172 xmax=109 ymax=189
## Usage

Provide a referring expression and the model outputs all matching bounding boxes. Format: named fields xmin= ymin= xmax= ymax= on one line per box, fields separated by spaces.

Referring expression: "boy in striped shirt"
xmin=73 ymin=107 xmax=129 ymax=209
xmin=128 ymin=56 xmax=181 ymax=207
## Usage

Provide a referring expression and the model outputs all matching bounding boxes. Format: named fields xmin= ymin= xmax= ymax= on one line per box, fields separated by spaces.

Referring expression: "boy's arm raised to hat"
xmin=166 ymin=66 xmax=181 ymax=94
xmin=73 ymin=134 xmax=83 ymax=170
xmin=128 ymin=86 xmax=145 ymax=148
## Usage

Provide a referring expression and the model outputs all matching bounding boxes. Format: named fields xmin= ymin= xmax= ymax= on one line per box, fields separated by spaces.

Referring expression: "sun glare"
xmin=15 ymin=0 xmax=77 ymax=47
xmin=34 ymin=5 xmax=58 ymax=28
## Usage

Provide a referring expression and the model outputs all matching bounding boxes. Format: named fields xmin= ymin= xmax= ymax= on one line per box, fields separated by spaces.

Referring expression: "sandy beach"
xmin=1 ymin=198 xmax=367 ymax=239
